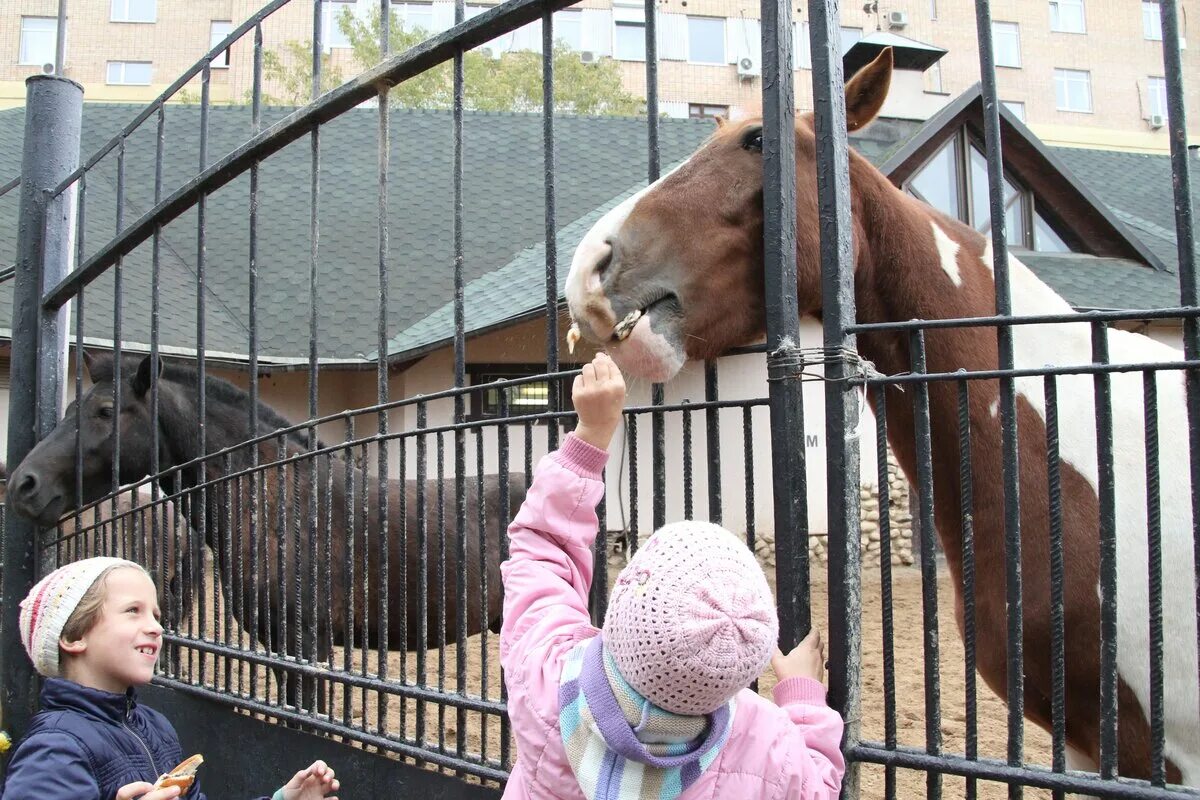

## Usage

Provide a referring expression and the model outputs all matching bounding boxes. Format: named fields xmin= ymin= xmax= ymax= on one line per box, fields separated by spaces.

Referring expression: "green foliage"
xmin=259 ymin=39 xmax=345 ymax=105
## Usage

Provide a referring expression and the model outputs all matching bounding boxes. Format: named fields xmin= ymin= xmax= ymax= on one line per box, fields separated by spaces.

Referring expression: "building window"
xmin=19 ymin=17 xmax=56 ymax=66
xmin=993 ymin=22 xmax=1021 ymax=67
xmin=210 ymin=21 xmax=233 ymax=68
xmin=111 ymin=0 xmax=156 ymax=23
xmin=555 ymin=9 xmax=582 ymax=50
xmin=687 ymin=16 xmax=725 ymax=64
xmin=1143 ymin=1 xmax=1163 ymax=40
xmin=392 ymin=1 xmax=435 ymax=33
xmin=689 ymin=103 xmax=729 ymax=119
xmin=322 ymin=0 xmax=355 ymax=48
xmin=468 ymin=365 xmax=575 ymax=422
xmin=1148 ymin=76 xmax=1169 ymax=119
xmin=106 ymin=61 xmax=152 ymax=85
xmin=1054 ymin=68 xmax=1092 ymax=112
xmin=1049 ymin=0 xmax=1085 ymax=33
xmin=614 ymin=20 xmax=646 ymax=60
xmin=840 ymin=26 xmax=862 ymax=55
xmin=1001 ymin=100 xmax=1026 ymax=121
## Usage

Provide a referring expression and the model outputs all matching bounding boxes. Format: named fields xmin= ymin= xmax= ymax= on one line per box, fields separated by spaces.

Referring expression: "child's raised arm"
xmin=499 ymin=353 xmax=625 ymax=665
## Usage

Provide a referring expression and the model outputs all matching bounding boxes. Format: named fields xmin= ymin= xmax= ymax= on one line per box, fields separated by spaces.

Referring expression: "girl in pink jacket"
xmin=500 ymin=352 xmax=845 ymax=800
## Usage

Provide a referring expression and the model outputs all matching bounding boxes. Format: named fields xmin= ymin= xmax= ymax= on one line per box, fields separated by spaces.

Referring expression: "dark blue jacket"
xmin=1 ymin=679 xmax=265 ymax=800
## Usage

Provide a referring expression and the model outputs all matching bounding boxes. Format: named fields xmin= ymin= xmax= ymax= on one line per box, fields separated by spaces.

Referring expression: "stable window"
xmin=687 ymin=16 xmax=724 ymax=64
xmin=210 ymin=21 xmax=233 ymax=68
xmin=469 ymin=365 xmax=575 ymax=422
xmin=106 ymin=61 xmax=152 ymax=85
xmin=993 ymin=22 xmax=1021 ymax=67
xmin=1049 ymin=0 xmax=1085 ymax=33
xmin=1054 ymin=68 xmax=1092 ymax=112
xmin=1148 ymin=76 xmax=1168 ymax=119
xmin=689 ymin=103 xmax=729 ymax=119
xmin=1143 ymin=1 xmax=1163 ymax=40
xmin=19 ymin=17 xmax=56 ymax=66
xmin=111 ymin=0 xmax=156 ymax=23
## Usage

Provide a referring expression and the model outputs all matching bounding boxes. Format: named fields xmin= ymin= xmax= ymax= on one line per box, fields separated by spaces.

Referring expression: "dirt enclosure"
xmin=180 ymin=552 xmax=1055 ymax=799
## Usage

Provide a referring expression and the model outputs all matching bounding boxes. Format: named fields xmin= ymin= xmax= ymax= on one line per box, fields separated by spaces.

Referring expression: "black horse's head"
xmin=8 ymin=352 xmax=164 ymax=526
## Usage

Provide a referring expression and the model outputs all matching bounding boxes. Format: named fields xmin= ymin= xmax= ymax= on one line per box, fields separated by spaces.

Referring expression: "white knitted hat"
xmin=19 ymin=557 xmax=143 ymax=677
xmin=602 ymin=521 xmax=778 ymax=715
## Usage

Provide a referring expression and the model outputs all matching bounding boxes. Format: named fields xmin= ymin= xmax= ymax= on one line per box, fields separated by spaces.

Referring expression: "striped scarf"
xmin=558 ymin=636 xmax=734 ymax=800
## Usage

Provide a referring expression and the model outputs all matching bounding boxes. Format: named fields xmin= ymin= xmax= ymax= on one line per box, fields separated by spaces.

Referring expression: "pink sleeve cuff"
xmin=772 ymin=676 xmax=829 ymax=707
xmin=551 ymin=433 xmax=609 ymax=480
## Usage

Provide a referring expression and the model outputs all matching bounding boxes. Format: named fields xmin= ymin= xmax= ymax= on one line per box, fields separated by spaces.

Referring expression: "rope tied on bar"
xmin=764 ymin=336 xmax=890 ymax=385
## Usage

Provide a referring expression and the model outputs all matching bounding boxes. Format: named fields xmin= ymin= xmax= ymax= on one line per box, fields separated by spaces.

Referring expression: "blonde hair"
xmin=59 ymin=563 xmax=152 ymax=645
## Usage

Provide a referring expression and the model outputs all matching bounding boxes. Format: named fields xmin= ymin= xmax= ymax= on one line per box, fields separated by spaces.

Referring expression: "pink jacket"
xmin=500 ymin=434 xmax=846 ymax=799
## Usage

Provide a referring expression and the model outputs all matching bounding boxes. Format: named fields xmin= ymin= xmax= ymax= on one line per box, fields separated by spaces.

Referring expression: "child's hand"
xmin=280 ymin=760 xmax=339 ymax=800
xmin=572 ymin=352 xmax=626 ymax=450
xmin=771 ymin=629 xmax=826 ymax=683
xmin=116 ymin=782 xmax=180 ymax=800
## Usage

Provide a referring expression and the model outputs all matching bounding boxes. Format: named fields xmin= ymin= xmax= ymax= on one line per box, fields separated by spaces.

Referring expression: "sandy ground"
xmin=176 ymin=555 xmax=1056 ymax=799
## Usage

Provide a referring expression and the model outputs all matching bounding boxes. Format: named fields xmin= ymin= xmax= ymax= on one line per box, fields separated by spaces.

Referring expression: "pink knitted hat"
xmin=602 ymin=521 xmax=778 ymax=715
xmin=19 ymin=557 xmax=144 ymax=677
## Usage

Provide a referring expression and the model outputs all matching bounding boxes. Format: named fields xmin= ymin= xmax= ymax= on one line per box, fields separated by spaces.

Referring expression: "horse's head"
xmin=8 ymin=353 xmax=163 ymax=526
xmin=565 ymin=49 xmax=893 ymax=381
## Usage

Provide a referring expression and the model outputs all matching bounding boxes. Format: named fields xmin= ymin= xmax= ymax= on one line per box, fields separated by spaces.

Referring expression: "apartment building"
xmin=2 ymin=0 xmax=1197 ymax=151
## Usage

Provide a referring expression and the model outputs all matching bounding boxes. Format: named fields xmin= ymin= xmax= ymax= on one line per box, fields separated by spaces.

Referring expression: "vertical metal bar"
xmin=397 ymin=420 xmax=408 ymax=736
xmin=762 ymin=0 xmax=805 ymax=655
xmin=194 ymin=60 xmax=211 ymax=690
xmin=682 ymin=402 xmax=693 ymax=519
xmin=877 ymin=384 xmax=897 ymax=800
xmin=1091 ymin=321 xmax=1118 ymax=778
xmin=1158 ymin=0 xmax=1200 ymax=723
xmin=1142 ymin=371 xmax=1165 ymax=787
xmin=375 ymin=17 xmax=392 ymax=734
xmin=476 ymin=421 xmax=488 ymax=761
xmin=343 ymin=417 xmax=356 ymax=728
xmin=149 ymin=102 xmax=165 ymax=665
xmin=416 ymin=402 xmax=428 ymax=746
xmin=543 ymin=6 xmax=560 ymax=454
xmin=306 ymin=4 xmax=322 ymax=714
xmin=958 ymin=379 xmax=978 ymax=800
xmin=973 ymin=4 xmax=1024 ymax=789
xmin=2 ymin=75 xmax=81 ymax=740
xmin=742 ymin=406 xmax=755 ymax=550
xmin=910 ymin=330 xmax=942 ymax=800
xmin=437 ymin=432 xmax=447 ymax=751
xmin=1044 ymin=375 xmax=1066 ymax=800
xmin=73 ymin=170 xmax=85 ymax=558
xmin=498 ymin=393 xmax=512 ymax=769
xmin=454 ymin=0 xmax=468 ymax=757
xmin=641 ymin=0 xmax=665 ymax=533
xmin=705 ymin=362 xmax=721 ymax=524
xmin=223 ymin=452 xmax=234 ymax=695
xmin=627 ymin=414 xmax=639 ymax=553
xmin=54 ymin=0 xmax=67 ymax=76
xmin=312 ymin=0 xmax=324 ymax=97
xmin=357 ymin=442 xmax=369 ymax=722
xmin=112 ymin=141 xmax=125 ymax=558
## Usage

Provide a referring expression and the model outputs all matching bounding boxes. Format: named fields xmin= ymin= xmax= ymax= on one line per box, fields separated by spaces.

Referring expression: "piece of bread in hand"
xmin=152 ymin=754 xmax=204 ymax=793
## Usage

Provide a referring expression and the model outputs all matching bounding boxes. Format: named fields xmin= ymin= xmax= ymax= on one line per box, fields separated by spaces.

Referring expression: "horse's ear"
xmin=714 ymin=115 xmax=726 ymax=129
xmin=845 ymin=46 xmax=892 ymax=132
xmin=83 ymin=350 xmax=112 ymax=383
xmin=133 ymin=354 xmax=162 ymax=397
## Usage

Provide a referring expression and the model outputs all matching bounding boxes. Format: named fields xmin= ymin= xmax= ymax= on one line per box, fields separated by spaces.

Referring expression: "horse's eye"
xmin=742 ymin=128 xmax=763 ymax=152
xmin=98 ymin=405 xmax=114 ymax=419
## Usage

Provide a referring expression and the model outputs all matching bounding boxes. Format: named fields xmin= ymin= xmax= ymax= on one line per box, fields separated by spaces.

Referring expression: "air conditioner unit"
xmin=1148 ymin=113 xmax=1166 ymax=129
xmin=887 ymin=9 xmax=909 ymax=29
xmin=737 ymin=55 xmax=760 ymax=80
xmin=579 ymin=49 xmax=599 ymax=65
xmin=41 ymin=62 xmax=55 ymax=75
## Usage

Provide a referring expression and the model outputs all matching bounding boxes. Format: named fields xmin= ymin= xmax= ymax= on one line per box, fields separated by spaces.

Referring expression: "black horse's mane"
xmin=158 ymin=362 xmax=319 ymax=449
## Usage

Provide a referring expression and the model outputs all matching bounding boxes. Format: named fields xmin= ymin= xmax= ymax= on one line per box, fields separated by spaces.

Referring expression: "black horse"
xmin=8 ymin=352 xmax=523 ymax=709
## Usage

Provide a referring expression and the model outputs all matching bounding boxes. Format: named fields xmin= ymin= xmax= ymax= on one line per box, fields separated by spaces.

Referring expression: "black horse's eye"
xmin=741 ymin=127 xmax=763 ymax=152
xmin=97 ymin=405 xmax=114 ymax=419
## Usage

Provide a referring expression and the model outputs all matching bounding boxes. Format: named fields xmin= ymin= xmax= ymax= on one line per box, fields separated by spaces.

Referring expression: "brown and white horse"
xmin=564 ymin=49 xmax=1198 ymax=785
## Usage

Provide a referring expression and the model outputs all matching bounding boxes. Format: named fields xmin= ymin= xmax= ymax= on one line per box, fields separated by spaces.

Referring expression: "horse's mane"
xmin=160 ymin=363 xmax=319 ymax=449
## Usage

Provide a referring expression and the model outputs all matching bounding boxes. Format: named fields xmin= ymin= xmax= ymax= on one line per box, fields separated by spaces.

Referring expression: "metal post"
xmin=1 ymin=74 xmax=82 ymax=746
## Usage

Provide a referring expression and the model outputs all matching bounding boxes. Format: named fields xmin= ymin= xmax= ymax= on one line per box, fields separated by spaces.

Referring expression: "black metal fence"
xmin=0 ymin=0 xmax=1197 ymax=797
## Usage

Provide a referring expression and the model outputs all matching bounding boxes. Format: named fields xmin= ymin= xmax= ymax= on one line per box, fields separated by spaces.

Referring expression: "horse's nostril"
xmin=17 ymin=473 xmax=38 ymax=497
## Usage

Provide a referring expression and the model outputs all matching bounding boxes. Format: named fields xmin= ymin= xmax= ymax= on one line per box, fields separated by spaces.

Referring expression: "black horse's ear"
xmin=82 ymin=350 xmax=112 ymax=383
xmin=133 ymin=354 xmax=162 ymax=397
